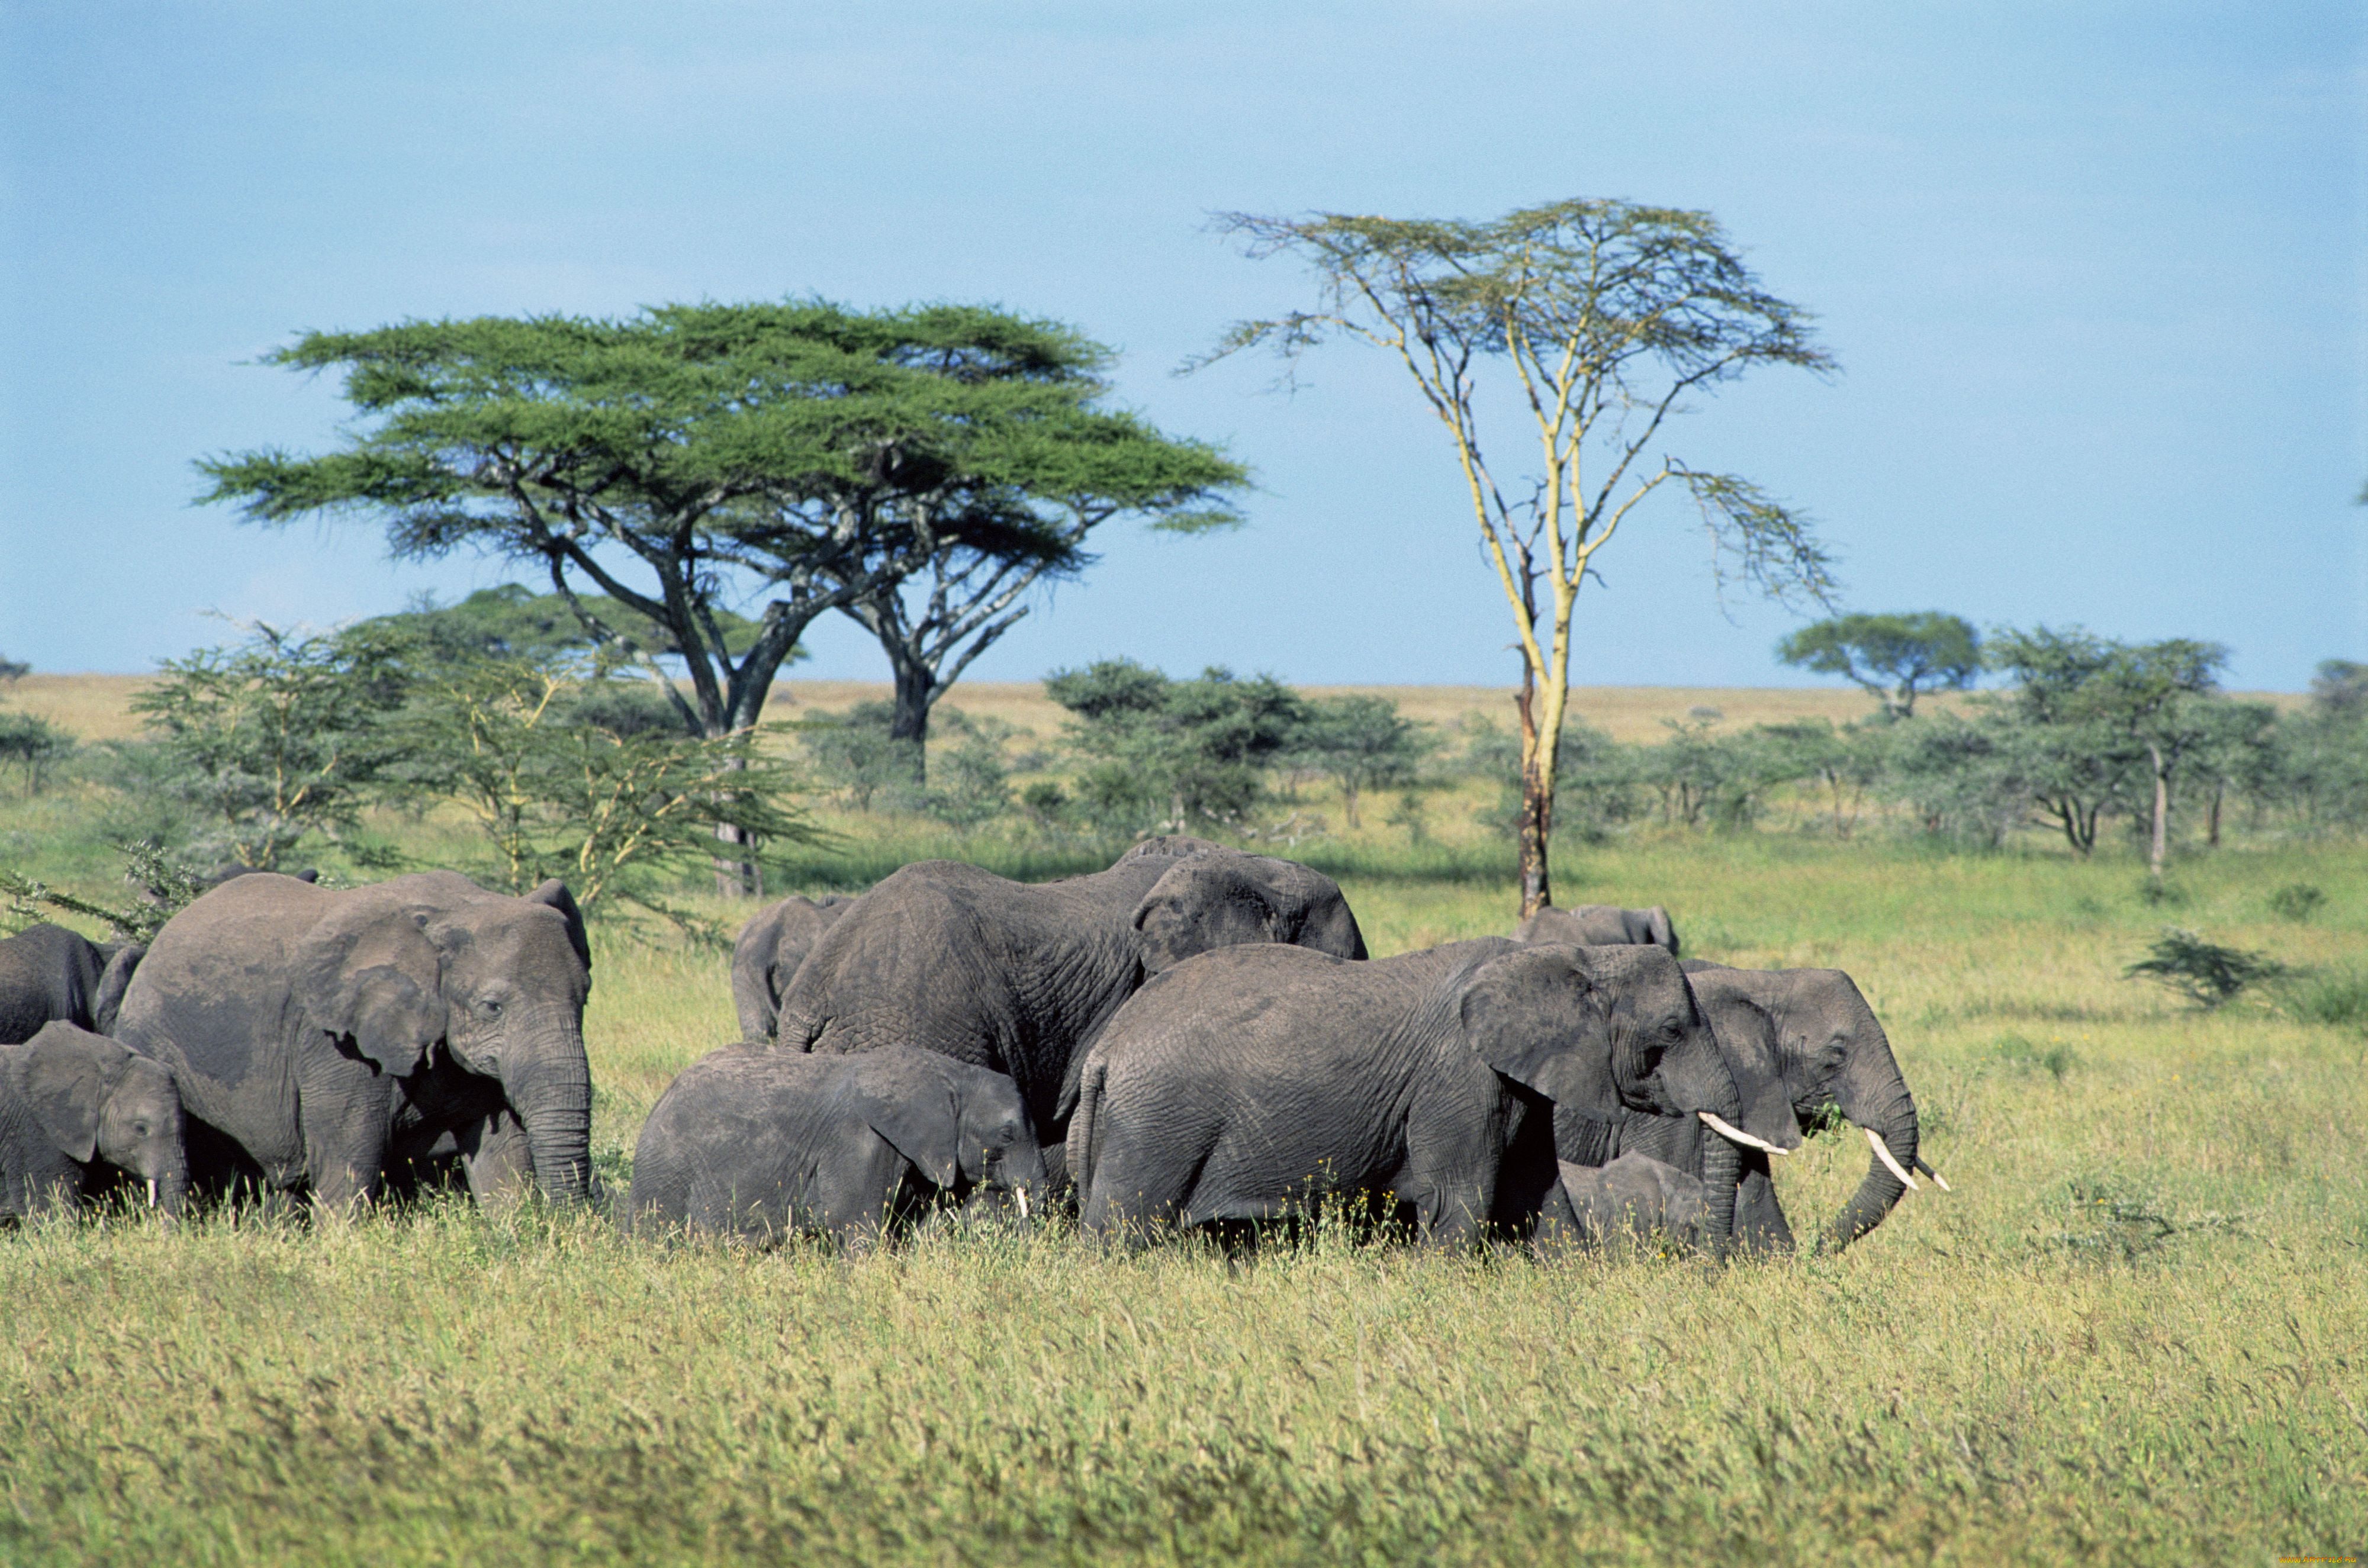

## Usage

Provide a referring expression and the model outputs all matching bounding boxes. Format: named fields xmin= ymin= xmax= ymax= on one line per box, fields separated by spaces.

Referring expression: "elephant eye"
xmin=479 ymin=999 xmax=504 ymax=1019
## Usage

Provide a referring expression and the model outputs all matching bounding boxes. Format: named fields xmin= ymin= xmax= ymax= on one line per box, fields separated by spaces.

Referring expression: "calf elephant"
xmin=627 ymin=1045 xmax=1043 ymax=1244
xmin=778 ymin=836 xmax=1366 ymax=1180
xmin=1537 ymin=1152 xmax=1707 ymax=1250
xmin=1069 ymin=939 xmax=1749 ymax=1252
xmin=1 ymin=1021 xmax=187 ymax=1221
xmin=731 ymin=894 xmax=853 ymax=1041
xmin=1603 ymin=962 xmax=1928 ymax=1254
xmin=0 ymin=923 xmax=137 ymax=1043
xmin=114 ymin=870 xmax=595 ymax=1212
xmin=1515 ymin=904 xmax=1679 ymax=955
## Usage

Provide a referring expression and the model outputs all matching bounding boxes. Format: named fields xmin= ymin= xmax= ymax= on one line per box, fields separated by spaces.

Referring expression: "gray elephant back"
xmin=0 ymin=923 xmax=112 ymax=1045
xmin=1514 ymin=904 xmax=1678 ymax=955
xmin=731 ymin=893 xmax=855 ymax=1041
xmin=1540 ymin=1152 xmax=1707 ymax=1248
xmin=773 ymin=846 xmax=1366 ymax=1150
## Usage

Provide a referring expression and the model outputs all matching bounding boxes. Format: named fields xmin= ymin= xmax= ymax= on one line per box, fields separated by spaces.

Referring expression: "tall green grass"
xmin=2 ymin=783 xmax=2365 ymax=1563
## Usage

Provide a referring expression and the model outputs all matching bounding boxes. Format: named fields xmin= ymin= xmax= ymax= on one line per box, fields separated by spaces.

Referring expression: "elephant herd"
xmin=0 ymin=835 xmax=1941 ymax=1260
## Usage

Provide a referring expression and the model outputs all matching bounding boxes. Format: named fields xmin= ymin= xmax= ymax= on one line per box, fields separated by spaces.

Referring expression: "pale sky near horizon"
xmin=2 ymin=2 xmax=2360 ymax=693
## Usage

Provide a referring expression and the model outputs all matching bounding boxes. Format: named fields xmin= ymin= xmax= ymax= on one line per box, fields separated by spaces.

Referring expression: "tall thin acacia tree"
xmin=1199 ymin=201 xmax=1837 ymax=915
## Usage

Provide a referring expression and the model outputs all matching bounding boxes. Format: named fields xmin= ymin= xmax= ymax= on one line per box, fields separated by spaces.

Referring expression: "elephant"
xmin=0 ymin=922 xmax=137 ymax=1043
xmin=204 ymin=864 xmax=319 ymax=887
xmin=731 ymin=893 xmax=854 ymax=1042
xmin=1535 ymin=1152 xmax=1707 ymax=1251
xmin=1067 ymin=938 xmax=1750 ymax=1253
xmin=626 ymin=1044 xmax=1043 ymax=1244
xmin=1597 ymin=961 xmax=1929 ymax=1255
xmin=112 ymin=870 xmax=596 ymax=1212
xmin=1 ymin=1020 xmax=188 ymax=1221
xmin=1515 ymin=904 xmax=1679 ymax=955
xmin=777 ymin=836 xmax=1367 ymax=1183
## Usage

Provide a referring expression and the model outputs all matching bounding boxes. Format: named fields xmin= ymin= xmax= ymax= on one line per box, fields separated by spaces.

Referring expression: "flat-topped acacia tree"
xmin=1198 ymin=201 xmax=1836 ymax=916
xmin=198 ymin=300 xmax=1246 ymax=888
xmin=201 ymin=301 xmax=1244 ymax=744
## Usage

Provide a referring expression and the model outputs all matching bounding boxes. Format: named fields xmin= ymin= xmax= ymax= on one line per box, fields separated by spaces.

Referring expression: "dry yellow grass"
xmin=14 ymin=673 xmax=2303 ymax=751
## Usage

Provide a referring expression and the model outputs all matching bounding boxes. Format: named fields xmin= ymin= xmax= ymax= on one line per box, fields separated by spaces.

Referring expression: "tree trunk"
xmin=2208 ymin=785 xmax=2222 ymax=848
xmin=1514 ymin=673 xmax=1553 ymax=918
xmin=886 ymin=659 xmax=935 ymax=785
xmin=2147 ymin=742 xmax=2169 ymax=881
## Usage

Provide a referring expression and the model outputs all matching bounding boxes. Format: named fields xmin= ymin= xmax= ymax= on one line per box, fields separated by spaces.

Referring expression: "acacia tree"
xmin=1200 ymin=201 xmax=1835 ymax=915
xmin=1986 ymin=627 xmax=2228 ymax=878
xmin=198 ymin=300 xmax=1243 ymax=887
xmin=1777 ymin=611 xmax=1980 ymax=717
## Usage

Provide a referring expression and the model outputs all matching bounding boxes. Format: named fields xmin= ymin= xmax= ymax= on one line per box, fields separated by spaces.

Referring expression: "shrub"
xmin=2124 ymin=929 xmax=2289 ymax=1009
xmin=2267 ymin=883 xmax=2326 ymax=921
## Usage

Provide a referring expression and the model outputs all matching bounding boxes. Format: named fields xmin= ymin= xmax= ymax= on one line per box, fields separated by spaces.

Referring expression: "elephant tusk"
xmin=1866 ymin=1127 xmax=1920 ymax=1190
xmin=1698 ymin=1111 xmax=1790 ymax=1155
xmin=1015 ymin=1187 xmax=1030 ymax=1221
xmin=1914 ymin=1155 xmax=1953 ymax=1193
xmin=146 ymin=1179 xmax=157 ymax=1208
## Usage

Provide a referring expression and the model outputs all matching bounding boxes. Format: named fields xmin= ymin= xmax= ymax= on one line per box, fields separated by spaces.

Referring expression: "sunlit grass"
xmin=1 ymin=684 xmax=2363 ymax=1563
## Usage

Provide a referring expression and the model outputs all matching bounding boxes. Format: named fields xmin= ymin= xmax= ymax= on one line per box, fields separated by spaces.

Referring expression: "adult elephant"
xmin=731 ymin=894 xmax=853 ymax=1042
xmin=1601 ymin=962 xmax=1929 ymax=1254
xmin=1069 ymin=939 xmax=1751 ymax=1253
xmin=1515 ymin=904 xmax=1679 ymax=955
xmin=0 ymin=923 xmax=147 ymax=1042
xmin=777 ymin=836 xmax=1366 ymax=1181
xmin=113 ymin=870 xmax=595 ymax=1212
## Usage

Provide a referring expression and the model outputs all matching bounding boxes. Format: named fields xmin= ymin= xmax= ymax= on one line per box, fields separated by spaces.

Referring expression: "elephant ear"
xmin=294 ymin=896 xmax=448 ymax=1077
xmin=1131 ymin=856 xmax=1283 ymax=974
xmin=1457 ymin=946 xmax=1616 ymax=1111
xmin=861 ymin=1070 xmax=963 ymax=1190
xmin=1645 ymin=907 xmax=1678 ymax=956
xmin=4 ymin=1022 xmax=128 ymax=1163
xmin=526 ymin=879 xmax=592 ymax=979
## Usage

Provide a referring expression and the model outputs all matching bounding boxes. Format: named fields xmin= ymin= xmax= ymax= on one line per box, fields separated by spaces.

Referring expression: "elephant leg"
xmin=458 ymin=1109 xmax=537 ymax=1211
xmin=300 ymin=1057 xmax=397 ymax=1217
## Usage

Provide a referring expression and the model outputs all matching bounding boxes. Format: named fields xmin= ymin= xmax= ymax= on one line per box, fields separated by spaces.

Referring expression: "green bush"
xmin=2123 ymin=929 xmax=2289 ymax=1009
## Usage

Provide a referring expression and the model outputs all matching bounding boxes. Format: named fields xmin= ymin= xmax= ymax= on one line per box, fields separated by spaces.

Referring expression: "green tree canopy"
xmin=1045 ymin=659 xmax=1307 ymax=832
xmin=198 ymin=300 xmax=1247 ymax=746
xmin=366 ymin=584 xmax=776 ymax=668
xmin=1776 ymin=611 xmax=1979 ymax=717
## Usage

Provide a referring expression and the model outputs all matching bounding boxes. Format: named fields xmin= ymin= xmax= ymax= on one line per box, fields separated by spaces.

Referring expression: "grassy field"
xmin=0 ymin=681 xmax=2363 ymax=1564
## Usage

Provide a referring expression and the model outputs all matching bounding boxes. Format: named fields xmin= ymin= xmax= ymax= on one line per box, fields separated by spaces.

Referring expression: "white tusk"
xmin=146 ymin=1179 xmax=157 ymax=1207
xmin=1014 ymin=1187 xmax=1029 ymax=1220
xmin=1698 ymin=1111 xmax=1790 ymax=1156
xmin=1913 ymin=1157 xmax=1953 ymax=1193
xmin=1865 ymin=1127 xmax=1920 ymax=1190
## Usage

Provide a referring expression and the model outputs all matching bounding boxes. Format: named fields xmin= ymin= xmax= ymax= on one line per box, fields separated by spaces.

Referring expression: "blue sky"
xmin=2 ymin=2 xmax=2359 ymax=691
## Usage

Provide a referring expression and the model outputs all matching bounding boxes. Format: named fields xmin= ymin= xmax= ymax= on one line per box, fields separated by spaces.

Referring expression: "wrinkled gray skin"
xmin=779 ymin=836 xmax=1368 ymax=1183
xmin=0 ymin=1021 xmax=188 ymax=1221
xmin=731 ymin=894 xmax=854 ymax=1042
xmin=0 ymin=923 xmax=126 ymax=1043
xmin=1537 ymin=1152 xmax=1707 ymax=1250
xmin=1515 ymin=904 xmax=1679 ymax=956
xmin=205 ymin=864 xmax=318 ymax=887
xmin=628 ymin=1044 xmax=1044 ymax=1244
xmin=114 ymin=871 xmax=595 ymax=1213
xmin=1069 ymin=939 xmax=1746 ymax=1253
xmin=1607 ymin=961 xmax=1921 ymax=1255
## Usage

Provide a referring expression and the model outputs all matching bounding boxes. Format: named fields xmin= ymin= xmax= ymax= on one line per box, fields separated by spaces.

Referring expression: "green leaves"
xmin=1775 ymin=612 xmax=1980 ymax=717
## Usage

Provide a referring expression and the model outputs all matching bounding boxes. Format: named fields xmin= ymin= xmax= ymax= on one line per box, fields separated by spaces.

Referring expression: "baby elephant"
xmin=1537 ymin=1152 xmax=1706 ymax=1250
xmin=628 ymin=1045 xmax=1044 ymax=1244
xmin=1 ymin=1022 xmax=188 ymax=1221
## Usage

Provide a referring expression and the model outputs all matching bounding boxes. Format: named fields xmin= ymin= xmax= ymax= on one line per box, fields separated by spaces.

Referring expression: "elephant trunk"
xmin=502 ymin=1017 xmax=595 ymax=1203
xmin=1818 ymin=1064 xmax=1920 ymax=1255
xmin=1698 ymin=1130 xmax=1740 ymax=1260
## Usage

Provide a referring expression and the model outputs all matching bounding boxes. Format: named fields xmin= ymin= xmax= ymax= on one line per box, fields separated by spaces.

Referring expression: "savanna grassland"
xmin=0 ymin=680 xmax=2362 ymax=1566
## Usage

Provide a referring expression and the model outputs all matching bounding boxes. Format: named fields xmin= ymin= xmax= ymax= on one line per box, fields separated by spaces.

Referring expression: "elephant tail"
xmin=1066 ymin=1053 xmax=1109 ymax=1202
